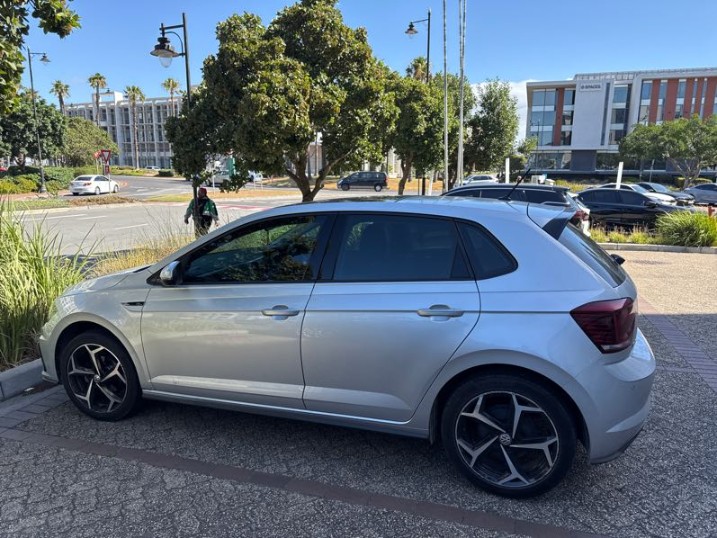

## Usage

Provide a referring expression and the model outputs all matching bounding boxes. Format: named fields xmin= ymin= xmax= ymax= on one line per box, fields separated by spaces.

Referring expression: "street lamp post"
xmin=150 ymin=12 xmax=199 ymax=232
xmin=406 ymin=10 xmax=432 ymax=194
xmin=26 ymin=47 xmax=50 ymax=194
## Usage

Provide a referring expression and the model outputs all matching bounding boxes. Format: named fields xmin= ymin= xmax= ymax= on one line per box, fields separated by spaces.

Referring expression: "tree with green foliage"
xmin=466 ymin=79 xmax=519 ymax=173
xmin=88 ymin=73 xmax=106 ymax=127
xmin=0 ymin=90 xmax=65 ymax=169
xmin=124 ymin=85 xmax=145 ymax=168
xmin=172 ymin=0 xmax=390 ymax=202
xmin=62 ymin=116 xmax=118 ymax=166
xmin=49 ymin=80 xmax=69 ymax=115
xmin=619 ymin=116 xmax=717 ymax=188
xmin=161 ymin=77 xmax=180 ymax=117
xmin=508 ymin=137 xmax=537 ymax=177
xmin=389 ymin=75 xmax=443 ymax=195
xmin=0 ymin=0 xmax=80 ymax=115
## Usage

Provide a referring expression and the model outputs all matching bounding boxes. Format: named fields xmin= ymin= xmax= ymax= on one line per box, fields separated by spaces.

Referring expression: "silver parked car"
xmin=39 ymin=197 xmax=655 ymax=498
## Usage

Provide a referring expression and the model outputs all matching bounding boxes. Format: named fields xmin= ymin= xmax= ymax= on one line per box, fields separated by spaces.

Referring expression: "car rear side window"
xmin=523 ymin=190 xmax=565 ymax=204
xmin=330 ymin=214 xmax=470 ymax=281
xmin=558 ymin=225 xmax=626 ymax=287
xmin=477 ymin=188 xmax=526 ymax=201
xmin=457 ymin=223 xmax=517 ymax=280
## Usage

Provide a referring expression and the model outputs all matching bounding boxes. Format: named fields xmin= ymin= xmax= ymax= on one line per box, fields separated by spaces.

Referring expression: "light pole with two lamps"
xmin=26 ymin=47 xmax=50 ymax=193
xmin=405 ymin=10 xmax=432 ymax=195
xmin=150 ymin=13 xmax=200 ymax=233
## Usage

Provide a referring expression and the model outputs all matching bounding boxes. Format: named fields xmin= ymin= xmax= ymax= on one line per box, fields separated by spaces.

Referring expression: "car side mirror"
xmin=159 ymin=261 xmax=181 ymax=286
xmin=610 ymin=254 xmax=625 ymax=265
xmin=644 ymin=200 xmax=658 ymax=208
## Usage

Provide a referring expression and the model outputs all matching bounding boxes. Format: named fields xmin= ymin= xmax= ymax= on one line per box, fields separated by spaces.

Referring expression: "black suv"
xmin=577 ymin=188 xmax=691 ymax=228
xmin=337 ymin=171 xmax=388 ymax=192
xmin=443 ymin=183 xmax=591 ymax=234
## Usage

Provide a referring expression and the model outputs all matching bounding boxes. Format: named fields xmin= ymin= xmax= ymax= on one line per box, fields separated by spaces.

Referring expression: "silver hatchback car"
xmin=39 ymin=197 xmax=655 ymax=498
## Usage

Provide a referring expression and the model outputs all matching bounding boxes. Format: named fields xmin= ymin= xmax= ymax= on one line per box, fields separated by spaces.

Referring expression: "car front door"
xmin=579 ymin=190 xmax=619 ymax=225
xmin=140 ymin=214 xmax=333 ymax=408
xmin=300 ymin=213 xmax=481 ymax=422
xmin=616 ymin=191 xmax=652 ymax=226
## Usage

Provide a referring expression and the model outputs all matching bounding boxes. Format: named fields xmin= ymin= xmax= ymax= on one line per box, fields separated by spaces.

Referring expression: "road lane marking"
xmin=41 ymin=213 xmax=85 ymax=220
xmin=115 ymin=223 xmax=150 ymax=230
xmin=77 ymin=216 xmax=107 ymax=220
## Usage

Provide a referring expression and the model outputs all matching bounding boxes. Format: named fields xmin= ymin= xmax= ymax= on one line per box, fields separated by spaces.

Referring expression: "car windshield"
xmin=630 ymin=184 xmax=649 ymax=193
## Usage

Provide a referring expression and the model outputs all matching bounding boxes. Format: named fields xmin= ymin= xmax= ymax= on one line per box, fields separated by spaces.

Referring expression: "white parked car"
xmin=70 ymin=175 xmax=119 ymax=196
xmin=463 ymin=174 xmax=499 ymax=185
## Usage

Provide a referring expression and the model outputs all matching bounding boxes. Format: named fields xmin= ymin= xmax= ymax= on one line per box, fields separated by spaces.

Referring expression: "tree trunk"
xmin=132 ymin=104 xmax=139 ymax=169
xmin=398 ymin=156 xmax=413 ymax=195
xmin=95 ymin=88 xmax=100 ymax=127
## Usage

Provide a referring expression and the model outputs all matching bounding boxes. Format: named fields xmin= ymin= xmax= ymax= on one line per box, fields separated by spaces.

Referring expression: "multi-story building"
xmin=66 ymin=90 xmax=178 ymax=168
xmin=526 ymin=68 xmax=717 ymax=175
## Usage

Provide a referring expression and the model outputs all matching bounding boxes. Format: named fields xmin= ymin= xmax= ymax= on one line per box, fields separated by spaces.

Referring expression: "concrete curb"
xmin=0 ymin=359 xmax=43 ymax=402
xmin=598 ymin=242 xmax=717 ymax=254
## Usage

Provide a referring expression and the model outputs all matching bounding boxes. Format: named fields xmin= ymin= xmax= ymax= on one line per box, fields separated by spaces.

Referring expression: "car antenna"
xmin=499 ymin=168 xmax=531 ymax=200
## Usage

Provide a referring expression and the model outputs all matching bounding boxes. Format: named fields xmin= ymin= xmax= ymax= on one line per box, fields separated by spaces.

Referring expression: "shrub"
xmin=0 ymin=175 xmax=39 ymax=194
xmin=656 ymin=212 xmax=717 ymax=247
xmin=0 ymin=200 xmax=89 ymax=369
xmin=157 ymin=169 xmax=174 ymax=177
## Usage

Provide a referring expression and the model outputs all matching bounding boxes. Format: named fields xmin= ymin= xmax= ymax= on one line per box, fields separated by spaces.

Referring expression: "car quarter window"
xmin=182 ymin=215 xmax=330 ymax=284
xmin=478 ymin=188 xmax=525 ymax=201
xmin=457 ymin=222 xmax=517 ymax=279
xmin=328 ymin=214 xmax=471 ymax=281
xmin=523 ymin=189 xmax=564 ymax=203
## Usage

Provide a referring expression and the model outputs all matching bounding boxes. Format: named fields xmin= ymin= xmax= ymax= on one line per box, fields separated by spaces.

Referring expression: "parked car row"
xmin=40 ymin=196 xmax=655 ymax=498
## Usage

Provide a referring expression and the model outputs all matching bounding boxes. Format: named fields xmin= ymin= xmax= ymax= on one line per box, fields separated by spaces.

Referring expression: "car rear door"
xmin=579 ymin=190 xmax=619 ymax=225
xmin=300 ymin=212 xmax=480 ymax=422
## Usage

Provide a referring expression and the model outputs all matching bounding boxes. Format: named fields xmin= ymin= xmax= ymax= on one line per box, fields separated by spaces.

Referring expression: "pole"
xmin=442 ymin=0 xmax=448 ymax=193
xmin=178 ymin=12 xmax=199 ymax=234
xmin=425 ymin=10 xmax=431 ymax=83
xmin=27 ymin=48 xmax=47 ymax=194
xmin=457 ymin=0 xmax=467 ymax=188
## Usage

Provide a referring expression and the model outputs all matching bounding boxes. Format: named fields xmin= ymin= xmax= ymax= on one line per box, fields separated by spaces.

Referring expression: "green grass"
xmin=656 ymin=211 xmax=717 ymax=247
xmin=0 ymin=200 xmax=91 ymax=371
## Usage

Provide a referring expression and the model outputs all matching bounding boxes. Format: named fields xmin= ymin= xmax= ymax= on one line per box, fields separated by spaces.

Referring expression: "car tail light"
xmin=575 ymin=209 xmax=589 ymax=221
xmin=570 ymin=298 xmax=637 ymax=353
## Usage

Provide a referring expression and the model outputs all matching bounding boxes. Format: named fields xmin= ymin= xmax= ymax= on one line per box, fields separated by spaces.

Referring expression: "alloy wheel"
xmin=454 ymin=391 xmax=559 ymax=489
xmin=66 ymin=343 xmax=128 ymax=413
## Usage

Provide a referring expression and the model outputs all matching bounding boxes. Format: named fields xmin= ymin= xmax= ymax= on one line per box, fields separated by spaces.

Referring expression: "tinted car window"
xmin=559 ymin=225 xmax=626 ymax=287
xmin=523 ymin=189 xmax=566 ymax=204
xmin=618 ymin=191 xmax=647 ymax=205
xmin=183 ymin=215 xmax=328 ymax=284
xmin=477 ymin=188 xmax=525 ymax=201
xmin=331 ymin=214 xmax=469 ymax=281
xmin=457 ymin=223 xmax=517 ymax=280
xmin=581 ymin=190 xmax=618 ymax=203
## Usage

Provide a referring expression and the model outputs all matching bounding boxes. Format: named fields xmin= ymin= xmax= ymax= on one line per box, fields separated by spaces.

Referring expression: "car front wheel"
xmin=60 ymin=331 xmax=142 ymax=421
xmin=441 ymin=374 xmax=576 ymax=498
xmin=341 ymin=184 xmax=350 ymax=191
xmin=112 ymin=185 xmax=119 ymax=193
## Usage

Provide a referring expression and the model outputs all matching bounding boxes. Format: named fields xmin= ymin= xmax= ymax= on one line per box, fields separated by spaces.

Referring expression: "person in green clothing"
xmin=184 ymin=187 xmax=219 ymax=236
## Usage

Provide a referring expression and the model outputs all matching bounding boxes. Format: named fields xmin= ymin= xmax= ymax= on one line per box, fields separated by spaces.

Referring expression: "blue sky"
xmin=23 ymin=0 xmax=717 ymax=126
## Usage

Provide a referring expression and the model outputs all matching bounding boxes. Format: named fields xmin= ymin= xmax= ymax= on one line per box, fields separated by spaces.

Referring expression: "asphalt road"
xmin=0 ymin=250 xmax=716 ymax=537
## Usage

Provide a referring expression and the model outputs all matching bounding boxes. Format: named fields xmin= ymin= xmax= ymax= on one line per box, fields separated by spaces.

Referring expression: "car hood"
xmin=645 ymin=192 xmax=675 ymax=203
xmin=62 ymin=265 xmax=150 ymax=296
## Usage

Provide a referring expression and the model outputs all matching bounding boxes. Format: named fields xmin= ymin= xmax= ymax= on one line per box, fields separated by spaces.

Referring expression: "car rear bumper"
xmin=578 ymin=329 xmax=656 ymax=463
xmin=70 ymin=187 xmax=97 ymax=194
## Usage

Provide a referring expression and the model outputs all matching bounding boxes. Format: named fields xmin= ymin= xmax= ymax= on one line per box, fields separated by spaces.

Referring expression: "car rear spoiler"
xmin=525 ymin=204 xmax=575 ymax=240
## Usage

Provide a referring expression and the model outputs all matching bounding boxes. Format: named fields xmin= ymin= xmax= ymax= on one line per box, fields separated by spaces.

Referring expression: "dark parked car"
xmin=337 ymin=171 xmax=388 ymax=192
xmin=637 ymin=182 xmax=694 ymax=206
xmin=577 ymin=188 xmax=691 ymax=228
xmin=444 ymin=183 xmax=591 ymax=235
xmin=683 ymin=183 xmax=717 ymax=205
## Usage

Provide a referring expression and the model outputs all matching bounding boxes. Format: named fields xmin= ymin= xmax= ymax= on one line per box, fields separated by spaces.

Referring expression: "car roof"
xmin=449 ymin=183 xmax=569 ymax=193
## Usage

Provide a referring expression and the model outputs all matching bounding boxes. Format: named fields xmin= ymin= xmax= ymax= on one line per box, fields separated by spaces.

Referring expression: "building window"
xmin=675 ymin=104 xmax=684 ymax=119
xmin=640 ymin=81 xmax=653 ymax=100
xmin=564 ymin=89 xmax=575 ymax=106
xmin=609 ymin=129 xmax=626 ymax=145
xmin=560 ymin=131 xmax=572 ymax=146
xmin=562 ymin=111 xmax=573 ymax=126
xmin=678 ymin=79 xmax=686 ymax=99
xmin=613 ymin=85 xmax=629 ymax=104
xmin=611 ymin=109 xmax=627 ymax=124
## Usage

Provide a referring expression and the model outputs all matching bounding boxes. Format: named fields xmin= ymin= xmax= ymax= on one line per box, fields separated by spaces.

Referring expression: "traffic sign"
xmin=100 ymin=149 xmax=111 ymax=163
xmin=93 ymin=150 xmax=101 ymax=159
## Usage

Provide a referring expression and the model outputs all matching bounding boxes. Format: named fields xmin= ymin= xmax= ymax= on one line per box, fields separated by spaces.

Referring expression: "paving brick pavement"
xmin=0 ymin=250 xmax=715 ymax=537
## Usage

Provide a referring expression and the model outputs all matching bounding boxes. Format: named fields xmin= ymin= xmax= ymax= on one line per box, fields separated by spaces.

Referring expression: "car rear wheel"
xmin=341 ymin=184 xmax=350 ymax=191
xmin=95 ymin=186 xmax=101 ymax=195
xmin=60 ymin=331 xmax=142 ymax=421
xmin=441 ymin=375 xmax=576 ymax=498
xmin=374 ymin=184 xmax=383 ymax=192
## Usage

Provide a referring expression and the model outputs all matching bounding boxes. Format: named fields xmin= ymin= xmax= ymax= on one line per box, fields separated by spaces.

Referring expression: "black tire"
xmin=374 ymin=184 xmax=383 ymax=192
xmin=59 ymin=331 xmax=142 ymax=421
xmin=112 ymin=185 xmax=119 ymax=193
xmin=72 ymin=193 xmax=79 ymax=196
xmin=441 ymin=374 xmax=576 ymax=498
xmin=95 ymin=186 xmax=101 ymax=195
xmin=341 ymin=184 xmax=350 ymax=191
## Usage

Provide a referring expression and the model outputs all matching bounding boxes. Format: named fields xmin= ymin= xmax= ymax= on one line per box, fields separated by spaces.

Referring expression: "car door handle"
xmin=417 ymin=305 xmax=464 ymax=318
xmin=262 ymin=305 xmax=300 ymax=317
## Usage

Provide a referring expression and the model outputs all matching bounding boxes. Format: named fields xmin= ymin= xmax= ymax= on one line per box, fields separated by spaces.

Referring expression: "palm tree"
xmin=162 ymin=78 xmax=180 ymax=117
xmin=88 ymin=73 xmax=107 ymax=126
xmin=50 ymin=81 xmax=70 ymax=115
xmin=124 ymin=85 xmax=145 ymax=169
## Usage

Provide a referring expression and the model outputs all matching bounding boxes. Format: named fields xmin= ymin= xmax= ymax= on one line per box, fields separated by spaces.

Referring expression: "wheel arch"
xmin=429 ymin=364 xmax=589 ymax=451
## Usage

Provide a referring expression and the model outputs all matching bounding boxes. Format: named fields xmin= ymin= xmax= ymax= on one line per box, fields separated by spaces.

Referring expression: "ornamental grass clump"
xmin=656 ymin=212 xmax=717 ymax=247
xmin=0 ymin=200 xmax=89 ymax=370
